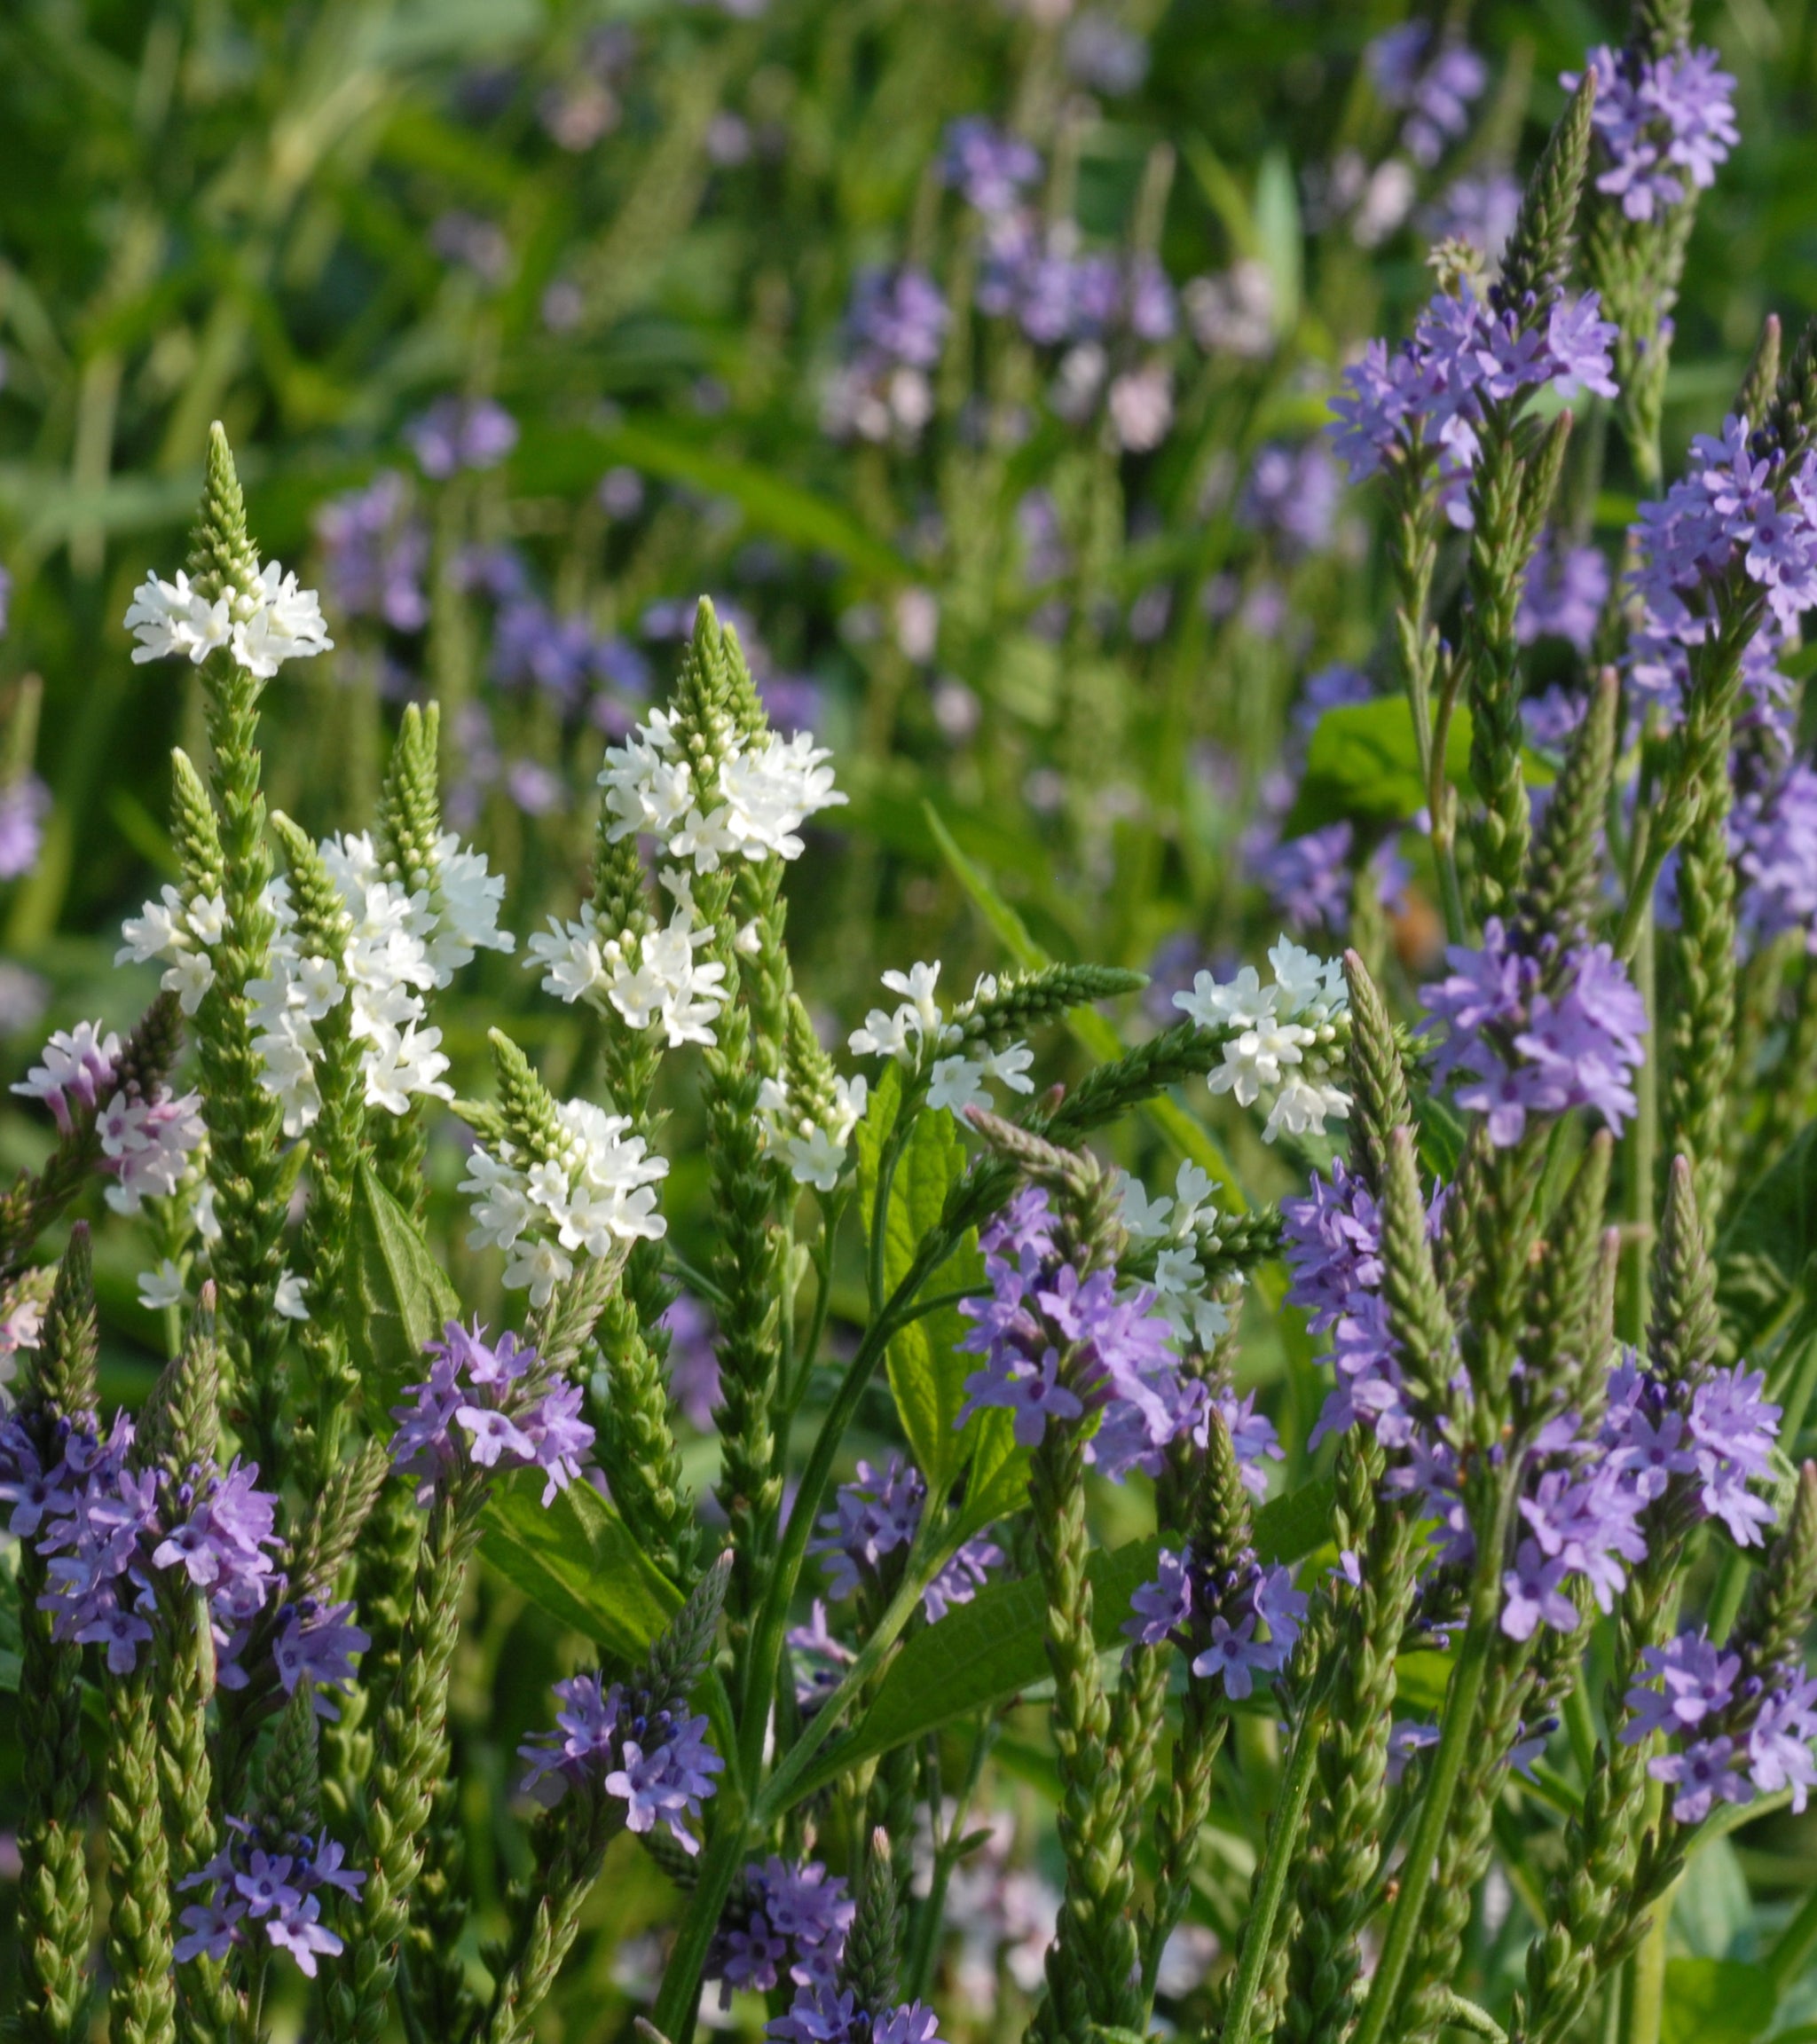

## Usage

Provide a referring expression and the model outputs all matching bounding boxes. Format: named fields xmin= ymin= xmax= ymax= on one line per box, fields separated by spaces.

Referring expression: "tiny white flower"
xmin=1174 ymin=964 xmax=1278 ymax=1033
xmin=928 ymin=1054 xmax=989 ymax=1117
xmin=185 ymin=893 xmax=230 ymax=947
xmin=784 ymin=1126 xmax=848 ymax=1193
xmin=882 ymin=962 xmax=943 ymax=1037
xmin=504 ymin=1237 xmax=574 ymax=1309
xmin=123 ymin=571 xmax=232 ymax=665
xmin=979 ymin=1041 xmax=1035 ymax=1094
xmin=1118 ymin=1175 xmax=1174 ymax=1242
xmin=849 ymin=1005 xmax=919 ymax=1061
xmin=165 ymin=950 xmax=216 ymax=1017
xmin=273 ymin=1270 xmax=311 ymax=1321
xmin=138 ymin=1260 xmax=187 ymax=1312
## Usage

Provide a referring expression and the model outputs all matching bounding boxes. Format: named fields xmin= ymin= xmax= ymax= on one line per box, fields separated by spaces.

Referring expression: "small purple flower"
xmin=0 ymin=774 xmax=51 ymax=882
xmin=1501 ymin=1539 xmax=1579 ymax=1641
xmin=941 ymin=120 xmax=1041 ymax=216
xmin=405 ymin=397 xmax=519 ymax=480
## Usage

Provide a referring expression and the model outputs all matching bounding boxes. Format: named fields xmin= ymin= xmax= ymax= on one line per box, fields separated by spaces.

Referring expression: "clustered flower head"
xmin=1517 ymin=535 xmax=1610 ymax=655
xmin=527 ymin=887 xmax=728 ymax=1050
xmin=708 ymin=1856 xmax=855 ymax=2001
xmin=809 ymin=1453 xmax=1003 ymax=1623
xmin=405 ymin=395 xmax=519 ymax=479
xmin=1625 ymin=413 xmax=1817 ymax=717
xmin=1366 ymin=21 xmax=1487 ymax=167
xmin=312 ymin=469 xmax=430 ymax=631
xmin=1117 ymin=1160 xmax=1249 ymax=1356
xmin=1330 ymin=278 xmax=1618 ymax=528
xmin=175 ymin=1815 xmax=365 ymax=1978
xmin=599 ymin=705 xmax=846 ymax=873
xmin=1734 ymin=759 xmax=1817 ymax=952
xmin=1125 ymin=1539 xmax=1309 ymax=1701
xmin=767 ymin=1985 xmax=946 ymax=2044
xmin=517 ymin=1671 xmax=723 ymax=1851
xmin=822 ymin=266 xmax=950 ymax=444
xmin=124 ymin=560 xmax=332 ymax=679
xmin=756 ymin=1061 xmax=870 ymax=1192
xmin=11 ymin=1020 xmax=206 ymax=1213
xmin=1567 ymin=43 xmax=1738 ymax=224
xmin=1172 ymin=937 xmax=1352 ymax=1142
xmin=846 ymin=961 xmax=1035 ymax=1121
xmin=1421 ymin=918 xmax=1648 ymax=1148
xmin=1283 ymin=1154 xmax=1445 ymax=1450
xmin=389 ymin=1319 xmax=594 ymax=1507
xmin=957 ymin=1187 xmax=1196 ymax=1481
xmin=1624 ymin=1628 xmax=1817 ymax=1821
xmin=460 ymin=1096 xmax=668 ymax=1305
xmin=0 ymin=1409 xmax=360 ymax=1694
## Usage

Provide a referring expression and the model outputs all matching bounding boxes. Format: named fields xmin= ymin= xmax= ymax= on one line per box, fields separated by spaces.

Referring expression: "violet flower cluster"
xmin=956 ymin=1187 xmax=1195 ymax=1481
xmin=388 ymin=1319 xmax=594 ymax=1506
xmin=767 ymin=1986 xmax=946 ymax=2044
xmin=1501 ymin=1356 xmax=1781 ymax=1643
xmin=1284 ymin=1155 xmax=1421 ymax=1451
xmin=1517 ymin=535 xmax=1610 ymax=656
xmin=1365 ymin=23 xmax=1487 ymax=168
xmin=517 ymin=1671 xmax=723 ymax=1849
xmin=1626 ymin=413 xmax=1817 ymax=718
xmin=1331 ymin=279 xmax=1618 ymax=526
xmin=11 ymin=1020 xmax=205 ymax=1215
xmin=1568 ymin=43 xmax=1739 ymax=224
xmin=1734 ymin=759 xmax=1817 ymax=952
xmin=1124 ymin=1541 xmax=1309 ymax=1702
xmin=809 ymin=1453 xmax=1003 ymax=1623
xmin=1421 ymin=919 xmax=1648 ymax=1148
xmin=1624 ymin=1629 xmax=1817 ymax=1821
xmin=0 ymin=1409 xmax=365 ymax=1690
xmin=708 ymin=1856 xmax=854 ymax=2001
xmin=175 ymin=1815 xmax=365 ymax=1979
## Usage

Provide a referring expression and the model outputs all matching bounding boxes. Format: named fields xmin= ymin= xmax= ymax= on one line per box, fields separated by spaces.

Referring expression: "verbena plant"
xmin=8 ymin=12 xmax=1817 ymax=2044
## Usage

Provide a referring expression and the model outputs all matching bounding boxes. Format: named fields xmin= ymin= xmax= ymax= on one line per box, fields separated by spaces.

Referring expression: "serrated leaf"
xmin=481 ymin=1468 xmax=682 ymax=1664
xmin=780 ymin=1475 xmax=1333 ymax=1804
xmin=881 ymin=1108 xmax=979 ymax=1493
xmin=1719 ymin=1120 xmax=1817 ymax=1349
xmin=346 ymin=1160 xmax=461 ymax=1407
xmin=1658 ymin=1957 xmax=1776 ymax=2044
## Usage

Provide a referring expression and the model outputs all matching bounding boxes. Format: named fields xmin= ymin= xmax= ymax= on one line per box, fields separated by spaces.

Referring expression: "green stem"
xmin=1217 ymin=1695 xmax=1325 ymax=2044
xmin=1349 ymin=1526 xmax=1508 ymax=2044
xmin=1621 ymin=1901 xmax=1671 ymax=2044
xmin=648 ymin=1788 xmax=748 ymax=2044
xmin=1443 ymin=1991 xmax=1511 ymax=2044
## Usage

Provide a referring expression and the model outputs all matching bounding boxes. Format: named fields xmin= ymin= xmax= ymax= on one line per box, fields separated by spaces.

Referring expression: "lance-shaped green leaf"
xmin=1717 ymin=1119 xmax=1817 ymax=1352
xmin=345 ymin=1160 xmax=462 ymax=1405
xmin=481 ymin=1469 xmax=683 ymax=1663
xmin=780 ymin=1477 xmax=1333 ymax=1804
xmin=1285 ymin=697 xmax=1476 ymax=837
xmin=1656 ymin=1958 xmax=1775 ymax=2044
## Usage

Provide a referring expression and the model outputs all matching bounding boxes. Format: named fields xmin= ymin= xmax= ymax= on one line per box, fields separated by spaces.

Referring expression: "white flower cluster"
xmin=243 ymin=825 xmax=510 ymax=1144
xmin=123 ymin=560 xmax=333 ymax=677
xmin=757 ymin=1071 xmax=870 ymax=1191
xmin=1173 ymin=938 xmax=1351 ymax=1143
xmin=525 ymin=892 xmax=727 ymax=1049
xmin=847 ymin=962 xmax=1035 ymax=1120
xmin=1119 ymin=1161 xmax=1237 ymax=1348
xmin=597 ymin=711 xmax=846 ymax=873
xmin=461 ymin=1098 xmax=669 ymax=1307
xmin=116 ymin=887 xmax=228 ymax=1016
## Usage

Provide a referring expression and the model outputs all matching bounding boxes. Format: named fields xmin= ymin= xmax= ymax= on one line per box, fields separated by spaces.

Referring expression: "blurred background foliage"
xmin=6 ymin=0 xmax=1817 ymax=2035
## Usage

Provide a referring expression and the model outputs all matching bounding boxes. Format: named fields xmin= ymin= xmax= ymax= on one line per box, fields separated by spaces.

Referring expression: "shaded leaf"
xmin=1719 ymin=1120 xmax=1817 ymax=1350
xmin=346 ymin=1160 xmax=461 ymax=1406
xmin=1658 ymin=1957 xmax=1776 ymax=2044
xmin=481 ymin=1468 xmax=682 ymax=1664
xmin=1285 ymin=698 xmax=1474 ymax=838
